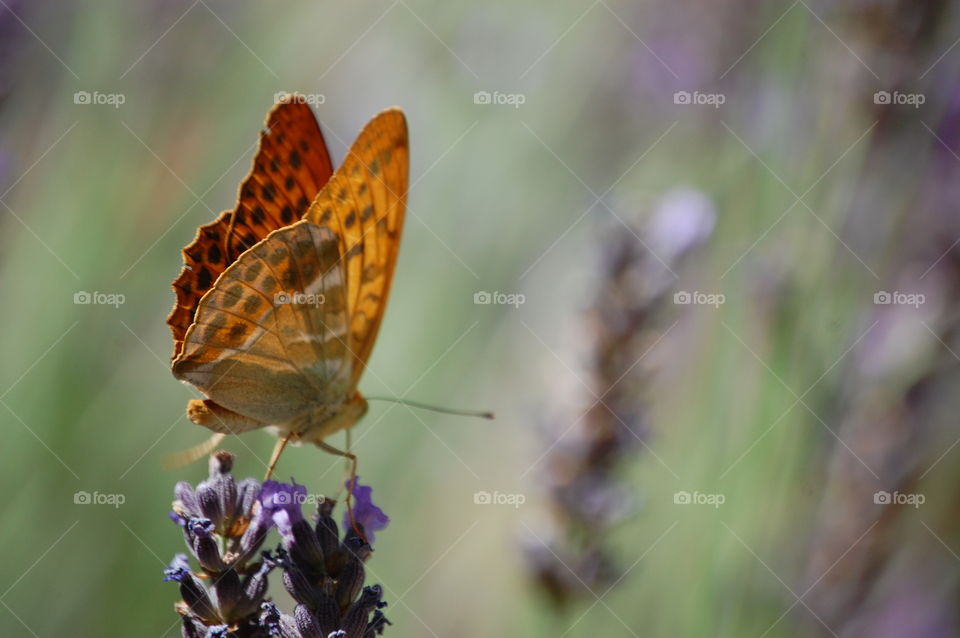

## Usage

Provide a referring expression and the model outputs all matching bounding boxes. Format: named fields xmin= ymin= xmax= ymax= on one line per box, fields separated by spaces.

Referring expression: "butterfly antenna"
xmin=365 ymin=397 xmax=494 ymax=419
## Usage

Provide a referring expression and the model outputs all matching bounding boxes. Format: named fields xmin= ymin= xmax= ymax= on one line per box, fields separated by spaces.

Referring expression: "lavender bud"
xmin=195 ymin=481 xmax=224 ymax=528
xmin=239 ymin=561 xmax=273 ymax=616
xmin=207 ymin=452 xmax=238 ymax=527
xmin=343 ymin=533 xmax=373 ymax=564
xmin=282 ymin=562 xmax=320 ymax=607
xmin=341 ymin=586 xmax=382 ymax=638
xmin=215 ymin=474 xmax=238 ymax=526
xmin=237 ymin=478 xmax=262 ymax=517
xmin=172 ymin=569 xmax=218 ymax=622
xmin=238 ymin=511 xmax=270 ymax=563
xmin=210 ymin=568 xmax=242 ymax=620
xmin=163 ymin=553 xmax=191 ymax=581
xmin=335 ymin=554 xmax=365 ymax=609
xmin=365 ymin=610 xmax=392 ymax=637
xmin=294 ymin=603 xmax=324 ymax=638
xmin=315 ymin=589 xmax=341 ymax=637
xmin=174 ymin=481 xmax=199 ymax=515
xmin=290 ymin=519 xmax=326 ymax=571
xmin=180 ymin=615 xmax=208 ymax=638
xmin=278 ymin=613 xmax=301 ymax=638
xmin=315 ymin=499 xmax=340 ymax=560
xmin=259 ymin=602 xmax=282 ymax=635
xmin=189 ymin=518 xmax=226 ymax=573
xmin=209 ymin=450 xmax=234 ymax=473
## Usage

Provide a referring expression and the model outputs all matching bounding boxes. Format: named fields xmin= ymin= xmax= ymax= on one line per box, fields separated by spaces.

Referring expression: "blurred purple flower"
xmin=344 ymin=476 xmax=389 ymax=543
xmin=646 ymin=187 xmax=716 ymax=261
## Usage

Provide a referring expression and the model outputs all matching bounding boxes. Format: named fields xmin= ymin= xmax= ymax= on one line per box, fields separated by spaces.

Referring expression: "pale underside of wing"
xmin=304 ymin=108 xmax=408 ymax=385
xmin=172 ymin=221 xmax=352 ymax=426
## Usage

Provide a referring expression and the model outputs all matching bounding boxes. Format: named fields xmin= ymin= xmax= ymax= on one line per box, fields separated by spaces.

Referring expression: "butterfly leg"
xmin=265 ymin=431 xmax=297 ymax=481
xmin=314 ymin=438 xmax=360 ymax=536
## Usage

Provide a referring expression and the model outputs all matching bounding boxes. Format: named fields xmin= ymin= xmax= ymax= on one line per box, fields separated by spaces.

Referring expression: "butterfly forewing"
xmin=226 ymin=101 xmax=335 ymax=260
xmin=167 ymin=100 xmax=334 ymax=359
xmin=173 ymin=221 xmax=351 ymax=426
xmin=167 ymin=211 xmax=234 ymax=358
xmin=304 ymin=108 xmax=408 ymax=383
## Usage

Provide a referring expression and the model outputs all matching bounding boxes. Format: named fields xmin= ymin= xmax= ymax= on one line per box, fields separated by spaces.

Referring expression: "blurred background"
xmin=2 ymin=0 xmax=960 ymax=636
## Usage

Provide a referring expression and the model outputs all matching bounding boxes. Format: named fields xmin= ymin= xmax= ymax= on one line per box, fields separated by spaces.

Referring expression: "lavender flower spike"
xmin=165 ymin=453 xmax=391 ymax=636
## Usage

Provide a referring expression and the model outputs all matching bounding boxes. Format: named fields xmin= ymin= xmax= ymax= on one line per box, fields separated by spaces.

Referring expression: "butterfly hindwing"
xmin=173 ymin=221 xmax=351 ymax=426
xmin=304 ymin=108 xmax=408 ymax=383
xmin=167 ymin=99 xmax=334 ymax=359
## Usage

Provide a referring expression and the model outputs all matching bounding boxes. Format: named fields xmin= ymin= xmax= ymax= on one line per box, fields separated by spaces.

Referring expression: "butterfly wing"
xmin=304 ymin=108 xmax=409 ymax=384
xmin=167 ymin=99 xmax=334 ymax=359
xmin=172 ymin=220 xmax=351 ymax=426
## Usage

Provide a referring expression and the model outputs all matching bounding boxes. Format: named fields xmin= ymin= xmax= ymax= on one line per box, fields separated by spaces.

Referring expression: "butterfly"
xmin=166 ymin=97 xmax=408 ymax=475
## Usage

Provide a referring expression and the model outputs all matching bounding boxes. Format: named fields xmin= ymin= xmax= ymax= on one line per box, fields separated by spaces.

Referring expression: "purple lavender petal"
xmin=343 ymin=476 xmax=389 ymax=543
xmin=258 ymin=479 xmax=306 ymax=544
xmin=162 ymin=553 xmax=191 ymax=582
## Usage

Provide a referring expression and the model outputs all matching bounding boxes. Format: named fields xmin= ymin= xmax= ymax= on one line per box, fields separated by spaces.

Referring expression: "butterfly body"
xmin=168 ymin=99 xmax=408 ymax=451
xmin=266 ymin=391 xmax=369 ymax=446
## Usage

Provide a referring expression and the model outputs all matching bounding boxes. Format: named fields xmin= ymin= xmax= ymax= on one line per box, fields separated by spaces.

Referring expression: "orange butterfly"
xmin=167 ymin=97 xmax=408 ymax=476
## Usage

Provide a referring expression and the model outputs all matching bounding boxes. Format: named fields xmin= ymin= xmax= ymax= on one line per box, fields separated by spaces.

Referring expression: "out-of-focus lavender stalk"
xmin=801 ymin=4 xmax=960 ymax=635
xmin=525 ymin=189 xmax=714 ymax=607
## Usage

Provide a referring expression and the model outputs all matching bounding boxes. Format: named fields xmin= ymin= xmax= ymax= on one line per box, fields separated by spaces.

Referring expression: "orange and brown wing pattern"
xmin=167 ymin=211 xmax=233 ymax=359
xmin=172 ymin=221 xmax=351 ymax=426
xmin=304 ymin=108 xmax=408 ymax=383
xmin=167 ymin=99 xmax=334 ymax=359
xmin=225 ymin=100 xmax=335 ymax=261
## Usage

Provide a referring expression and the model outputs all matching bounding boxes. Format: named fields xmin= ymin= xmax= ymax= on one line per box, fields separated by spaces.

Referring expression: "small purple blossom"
xmin=344 ymin=476 xmax=390 ymax=543
xmin=258 ymin=480 xmax=306 ymax=544
xmin=163 ymin=553 xmax=191 ymax=582
xmin=189 ymin=518 xmax=216 ymax=536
